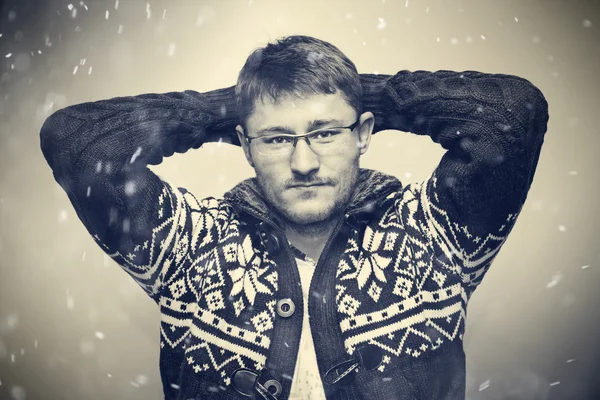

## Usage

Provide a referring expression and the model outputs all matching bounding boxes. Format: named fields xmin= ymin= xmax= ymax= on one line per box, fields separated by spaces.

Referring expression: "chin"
xmin=284 ymin=202 xmax=336 ymax=225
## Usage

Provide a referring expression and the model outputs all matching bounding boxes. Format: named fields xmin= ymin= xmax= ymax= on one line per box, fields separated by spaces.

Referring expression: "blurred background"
xmin=0 ymin=0 xmax=599 ymax=399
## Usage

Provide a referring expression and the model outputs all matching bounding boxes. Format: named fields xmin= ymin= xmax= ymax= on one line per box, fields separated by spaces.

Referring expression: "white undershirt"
xmin=288 ymin=254 xmax=327 ymax=400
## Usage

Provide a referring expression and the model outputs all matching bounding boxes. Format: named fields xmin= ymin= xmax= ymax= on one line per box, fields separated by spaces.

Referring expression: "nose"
xmin=289 ymin=137 xmax=320 ymax=176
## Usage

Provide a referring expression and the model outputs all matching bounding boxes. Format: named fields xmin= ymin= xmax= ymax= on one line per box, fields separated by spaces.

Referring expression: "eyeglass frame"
xmin=242 ymin=119 xmax=361 ymax=152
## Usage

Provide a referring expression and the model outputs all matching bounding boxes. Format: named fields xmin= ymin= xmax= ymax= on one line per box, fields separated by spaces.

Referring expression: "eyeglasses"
xmin=244 ymin=120 xmax=360 ymax=156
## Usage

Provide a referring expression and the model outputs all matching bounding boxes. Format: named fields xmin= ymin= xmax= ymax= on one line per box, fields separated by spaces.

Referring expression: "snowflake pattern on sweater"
xmin=40 ymin=68 xmax=548 ymax=399
xmin=98 ymin=166 xmax=518 ymax=395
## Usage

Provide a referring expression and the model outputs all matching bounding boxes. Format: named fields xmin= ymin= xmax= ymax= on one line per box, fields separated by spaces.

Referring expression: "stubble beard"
xmin=257 ymin=168 xmax=359 ymax=236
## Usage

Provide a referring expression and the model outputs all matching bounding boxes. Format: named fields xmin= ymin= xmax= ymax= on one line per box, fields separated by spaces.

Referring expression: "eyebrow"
xmin=256 ymin=119 xmax=345 ymax=135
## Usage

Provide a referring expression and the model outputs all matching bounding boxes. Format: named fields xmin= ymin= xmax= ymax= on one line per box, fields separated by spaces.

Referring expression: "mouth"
xmin=289 ymin=183 xmax=328 ymax=189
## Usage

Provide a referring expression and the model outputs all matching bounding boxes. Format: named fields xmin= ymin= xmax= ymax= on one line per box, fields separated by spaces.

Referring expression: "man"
xmin=40 ymin=35 xmax=548 ymax=399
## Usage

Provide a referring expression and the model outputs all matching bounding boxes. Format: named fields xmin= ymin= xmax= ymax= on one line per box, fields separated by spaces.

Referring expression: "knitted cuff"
xmin=360 ymin=73 xmax=393 ymax=133
xmin=200 ymin=85 xmax=241 ymax=145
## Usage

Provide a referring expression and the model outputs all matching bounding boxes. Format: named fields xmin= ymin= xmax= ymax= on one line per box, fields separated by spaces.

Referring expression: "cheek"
xmin=326 ymin=153 xmax=360 ymax=177
xmin=254 ymin=156 xmax=281 ymax=176
xmin=330 ymin=155 xmax=360 ymax=191
xmin=255 ymin=163 xmax=287 ymax=191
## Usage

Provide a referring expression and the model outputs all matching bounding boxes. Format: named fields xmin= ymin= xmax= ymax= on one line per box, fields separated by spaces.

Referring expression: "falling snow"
xmin=168 ymin=43 xmax=176 ymax=57
xmin=130 ymin=146 xmax=143 ymax=163
xmin=558 ymin=224 xmax=567 ymax=232
xmin=546 ymin=272 xmax=562 ymax=289
xmin=11 ymin=386 xmax=26 ymax=400
xmin=58 ymin=209 xmax=68 ymax=222
xmin=479 ymin=379 xmax=490 ymax=391
xmin=0 ymin=3 xmax=595 ymax=399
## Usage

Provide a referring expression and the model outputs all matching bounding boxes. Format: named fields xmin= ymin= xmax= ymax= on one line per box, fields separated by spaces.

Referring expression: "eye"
xmin=312 ymin=129 xmax=341 ymax=139
xmin=263 ymin=135 xmax=293 ymax=145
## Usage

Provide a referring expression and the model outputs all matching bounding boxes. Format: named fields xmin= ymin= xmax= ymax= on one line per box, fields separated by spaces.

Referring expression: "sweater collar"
xmin=223 ymin=168 xmax=403 ymax=228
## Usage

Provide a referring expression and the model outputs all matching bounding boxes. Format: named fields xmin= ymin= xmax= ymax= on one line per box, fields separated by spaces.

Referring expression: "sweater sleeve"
xmin=360 ymin=70 xmax=549 ymax=294
xmin=39 ymin=86 xmax=239 ymax=304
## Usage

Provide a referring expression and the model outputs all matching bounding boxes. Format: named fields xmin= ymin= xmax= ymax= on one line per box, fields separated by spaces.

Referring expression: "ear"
xmin=356 ymin=111 xmax=374 ymax=155
xmin=236 ymin=125 xmax=255 ymax=168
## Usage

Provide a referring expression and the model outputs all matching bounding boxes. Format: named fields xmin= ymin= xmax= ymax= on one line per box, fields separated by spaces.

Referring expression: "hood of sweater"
xmin=223 ymin=168 xmax=403 ymax=228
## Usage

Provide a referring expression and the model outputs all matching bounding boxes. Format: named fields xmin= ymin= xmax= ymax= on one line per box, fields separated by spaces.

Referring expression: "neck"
xmin=283 ymin=214 xmax=342 ymax=262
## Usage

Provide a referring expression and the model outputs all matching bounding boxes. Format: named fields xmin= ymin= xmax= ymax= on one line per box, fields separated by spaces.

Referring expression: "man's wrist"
xmin=360 ymin=73 xmax=394 ymax=133
xmin=200 ymin=85 xmax=240 ymax=145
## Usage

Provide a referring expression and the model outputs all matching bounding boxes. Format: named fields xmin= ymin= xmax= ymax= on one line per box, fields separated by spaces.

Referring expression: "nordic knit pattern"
xmin=40 ymin=70 xmax=548 ymax=400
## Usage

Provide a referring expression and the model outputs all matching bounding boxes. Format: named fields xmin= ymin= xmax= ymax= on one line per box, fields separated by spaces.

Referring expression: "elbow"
xmin=39 ymin=110 xmax=60 ymax=170
xmin=504 ymin=77 xmax=549 ymax=136
xmin=39 ymin=110 xmax=59 ymax=159
xmin=530 ymin=84 xmax=549 ymax=134
xmin=39 ymin=107 xmax=85 ymax=172
xmin=504 ymin=78 xmax=549 ymax=166
xmin=521 ymin=77 xmax=549 ymax=129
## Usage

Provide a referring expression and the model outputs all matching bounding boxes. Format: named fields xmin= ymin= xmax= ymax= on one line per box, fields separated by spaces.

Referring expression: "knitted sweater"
xmin=288 ymin=249 xmax=327 ymax=400
xmin=40 ymin=70 xmax=549 ymax=399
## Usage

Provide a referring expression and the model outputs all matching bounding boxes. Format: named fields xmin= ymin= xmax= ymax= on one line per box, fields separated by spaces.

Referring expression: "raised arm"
xmin=360 ymin=70 xmax=549 ymax=294
xmin=39 ymin=86 xmax=239 ymax=303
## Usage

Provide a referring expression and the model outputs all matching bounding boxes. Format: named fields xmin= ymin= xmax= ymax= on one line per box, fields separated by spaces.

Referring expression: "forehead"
xmin=246 ymin=92 xmax=356 ymax=133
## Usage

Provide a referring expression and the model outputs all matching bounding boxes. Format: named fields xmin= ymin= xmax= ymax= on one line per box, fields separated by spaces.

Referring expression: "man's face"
xmin=236 ymin=92 xmax=373 ymax=228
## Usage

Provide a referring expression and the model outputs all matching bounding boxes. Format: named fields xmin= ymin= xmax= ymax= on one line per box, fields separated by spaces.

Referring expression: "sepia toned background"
xmin=0 ymin=0 xmax=599 ymax=399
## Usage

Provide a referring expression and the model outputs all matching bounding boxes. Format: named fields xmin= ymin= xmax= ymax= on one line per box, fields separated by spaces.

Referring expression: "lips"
xmin=289 ymin=183 xmax=327 ymax=188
